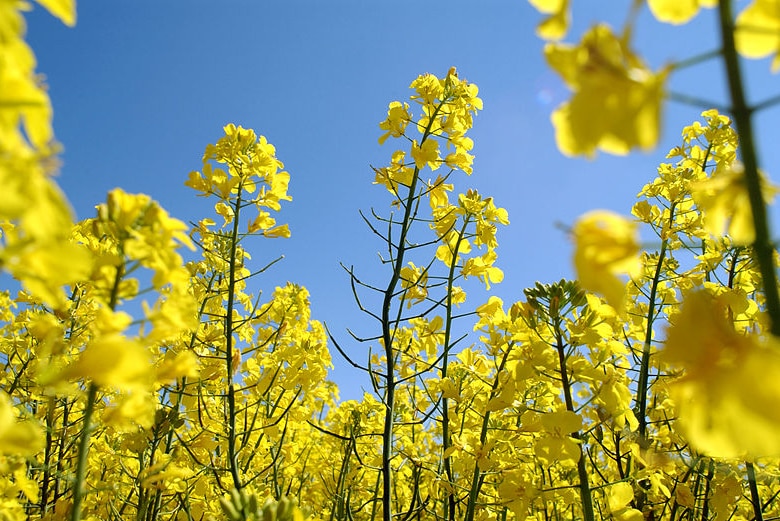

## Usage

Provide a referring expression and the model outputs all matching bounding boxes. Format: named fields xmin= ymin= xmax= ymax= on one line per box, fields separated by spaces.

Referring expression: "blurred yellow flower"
xmin=546 ymin=25 xmax=667 ymax=157
xmin=572 ymin=210 xmax=640 ymax=313
xmin=647 ymin=0 xmax=716 ymax=25
xmin=527 ymin=0 xmax=570 ymax=40
xmin=0 ymin=392 xmax=42 ymax=456
xmin=663 ymin=290 xmax=780 ymax=458
xmin=607 ymin=482 xmax=643 ymax=521
xmin=691 ymin=160 xmax=778 ymax=244
xmin=736 ymin=0 xmax=780 ymax=71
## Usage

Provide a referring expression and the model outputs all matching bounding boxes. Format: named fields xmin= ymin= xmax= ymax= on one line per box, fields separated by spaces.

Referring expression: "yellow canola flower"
xmin=607 ymin=482 xmax=643 ymax=521
xmin=0 ymin=27 xmax=52 ymax=150
xmin=410 ymin=139 xmax=440 ymax=171
xmin=47 ymin=311 xmax=152 ymax=388
xmin=572 ymin=210 xmax=640 ymax=314
xmin=378 ymin=101 xmax=410 ymax=144
xmin=156 ymin=351 xmax=199 ymax=383
xmin=736 ymin=0 xmax=780 ymax=71
xmin=65 ymin=335 xmax=150 ymax=387
xmin=663 ymin=290 xmax=780 ymax=458
xmin=399 ymin=262 xmax=428 ymax=307
xmin=532 ymin=410 xmax=582 ymax=465
xmin=497 ymin=469 xmax=538 ymax=521
xmin=262 ymin=223 xmax=290 ymax=238
xmin=691 ymin=160 xmax=778 ymax=245
xmin=0 ymin=392 xmax=43 ymax=456
xmin=462 ymin=251 xmax=504 ymax=290
xmin=647 ymin=0 xmax=716 ymax=25
xmin=546 ymin=24 xmax=668 ymax=157
xmin=1 ymin=229 xmax=92 ymax=309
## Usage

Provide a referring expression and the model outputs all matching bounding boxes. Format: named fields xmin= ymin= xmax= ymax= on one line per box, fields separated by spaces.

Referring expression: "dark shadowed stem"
xmin=718 ymin=0 xmax=780 ymax=335
xmin=746 ymin=462 xmax=765 ymax=521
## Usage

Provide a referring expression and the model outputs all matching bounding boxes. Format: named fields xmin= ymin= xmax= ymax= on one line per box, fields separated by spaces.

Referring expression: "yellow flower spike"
xmin=691 ymin=160 xmax=779 ymax=244
xmin=572 ymin=210 xmax=640 ymax=314
xmin=546 ymin=24 xmax=668 ymax=157
xmin=662 ymin=290 xmax=780 ymax=458
xmin=647 ymin=0 xmax=716 ymax=25
xmin=736 ymin=0 xmax=780 ymax=70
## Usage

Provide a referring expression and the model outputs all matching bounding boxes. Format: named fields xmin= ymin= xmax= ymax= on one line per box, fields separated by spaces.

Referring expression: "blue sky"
xmin=24 ymin=1 xmax=780 ymax=399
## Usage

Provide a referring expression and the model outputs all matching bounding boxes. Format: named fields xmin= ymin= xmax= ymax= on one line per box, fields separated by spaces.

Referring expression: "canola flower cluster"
xmin=3 ymin=1 xmax=780 ymax=521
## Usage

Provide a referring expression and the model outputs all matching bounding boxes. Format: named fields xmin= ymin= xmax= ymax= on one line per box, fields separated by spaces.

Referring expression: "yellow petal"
xmin=156 ymin=351 xmax=200 ymax=382
xmin=736 ymin=0 xmax=780 ymax=61
xmin=647 ymin=0 xmax=703 ymax=24
xmin=572 ymin=210 xmax=640 ymax=313
xmin=34 ymin=0 xmax=77 ymax=26
xmin=0 ymin=393 xmax=43 ymax=456
xmin=5 ymin=240 xmax=92 ymax=309
xmin=607 ymin=482 xmax=634 ymax=512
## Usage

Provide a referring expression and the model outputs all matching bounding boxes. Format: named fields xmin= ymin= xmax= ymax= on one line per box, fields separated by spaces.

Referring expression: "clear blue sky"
xmin=24 ymin=1 xmax=780 ymax=399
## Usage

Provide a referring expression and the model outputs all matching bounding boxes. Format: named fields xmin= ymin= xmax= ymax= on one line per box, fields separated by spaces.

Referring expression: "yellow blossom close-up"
xmin=572 ymin=210 xmax=640 ymax=313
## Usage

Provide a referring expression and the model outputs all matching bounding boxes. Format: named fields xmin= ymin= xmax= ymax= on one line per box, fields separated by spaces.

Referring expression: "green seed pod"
xmin=231 ymin=488 xmax=244 ymax=510
xmin=261 ymin=504 xmax=277 ymax=521
xmin=247 ymin=492 xmax=259 ymax=515
xmin=219 ymin=495 xmax=242 ymax=521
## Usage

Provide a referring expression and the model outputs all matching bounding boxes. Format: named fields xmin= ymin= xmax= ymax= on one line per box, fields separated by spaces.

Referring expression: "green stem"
xmin=70 ymin=259 xmax=126 ymax=521
xmin=669 ymin=48 xmax=723 ymax=72
xmin=441 ymin=218 xmax=470 ymax=521
xmin=554 ymin=325 xmax=594 ymax=521
xmin=717 ymin=0 xmax=780 ymax=335
xmin=635 ymin=204 xmax=674 ymax=442
xmin=69 ymin=382 xmax=98 ymax=521
xmin=225 ymin=186 xmax=244 ymax=491
xmin=463 ymin=344 xmax=512 ymax=521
